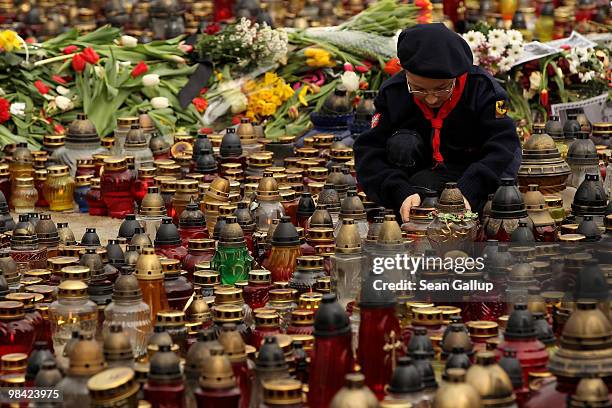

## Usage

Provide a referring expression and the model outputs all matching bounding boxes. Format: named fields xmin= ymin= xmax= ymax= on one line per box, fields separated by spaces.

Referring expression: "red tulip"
xmin=0 ymin=98 xmax=10 ymax=124
xmin=540 ymin=89 xmax=549 ymax=106
xmin=384 ymin=58 xmax=402 ymax=75
xmin=355 ymin=65 xmax=369 ymax=73
xmin=52 ymin=75 xmax=67 ymax=84
xmin=72 ymin=53 xmax=86 ymax=72
xmin=34 ymin=80 xmax=50 ymax=95
xmin=192 ymin=97 xmax=208 ymax=113
xmin=205 ymin=23 xmax=221 ymax=35
xmin=199 ymin=87 xmax=209 ymax=95
xmin=81 ymin=47 xmax=100 ymax=64
xmin=131 ymin=61 xmax=149 ymax=78
xmin=63 ymin=45 xmax=79 ymax=55
xmin=54 ymin=123 xmax=65 ymax=135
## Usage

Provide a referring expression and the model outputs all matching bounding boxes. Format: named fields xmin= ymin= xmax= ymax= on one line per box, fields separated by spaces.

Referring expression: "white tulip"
xmin=151 ymin=97 xmax=169 ymax=109
xmin=142 ymin=74 xmax=160 ymax=87
xmin=121 ymin=35 xmax=138 ymax=48
xmin=94 ymin=66 xmax=105 ymax=79
xmin=56 ymin=86 xmax=70 ymax=96
xmin=55 ymin=95 xmax=73 ymax=111
xmin=340 ymin=71 xmax=360 ymax=93
xmin=9 ymin=102 xmax=25 ymax=116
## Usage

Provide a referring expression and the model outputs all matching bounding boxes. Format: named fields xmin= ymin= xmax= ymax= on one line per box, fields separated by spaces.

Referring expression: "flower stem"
xmin=33 ymin=53 xmax=75 ymax=67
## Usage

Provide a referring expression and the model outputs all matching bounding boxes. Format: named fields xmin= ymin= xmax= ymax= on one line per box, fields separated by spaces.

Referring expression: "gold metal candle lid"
xmin=26 ymin=284 xmax=57 ymax=302
xmin=160 ymin=259 xmax=181 ymax=276
xmin=291 ymin=309 xmax=314 ymax=326
xmin=156 ymin=310 xmax=185 ymax=327
xmin=176 ymin=179 xmax=198 ymax=193
xmin=34 ymin=169 xmax=47 ymax=181
xmin=298 ymin=292 xmax=323 ymax=310
xmin=412 ymin=307 xmax=443 ymax=326
xmin=103 ymin=157 xmax=127 ymax=171
xmin=198 ymin=346 xmax=236 ymax=389
xmin=87 ymin=367 xmax=139 ymax=405
xmin=466 ymin=321 xmax=499 ymax=339
xmin=255 ymin=313 xmax=280 ymax=328
xmin=47 ymin=165 xmax=69 ymax=176
xmin=135 ymin=247 xmax=163 ymax=280
xmin=263 ymin=379 xmax=303 ymax=405
xmin=58 ymin=280 xmax=88 ymax=298
xmin=185 ymin=289 xmax=211 ymax=322
xmin=248 ymin=270 xmax=271 ymax=285
xmin=432 ymin=368 xmax=482 ymax=408
xmin=5 ymin=293 xmax=36 ymax=311
xmin=213 ymin=304 xmax=243 ymax=322
xmin=15 ymin=177 xmax=34 ymax=187
xmin=0 ymin=301 xmax=25 ymax=320
xmin=218 ymin=324 xmax=247 ymax=363
xmin=1 ymin=353 xmax=27 ymax=373
xmin=48 ymin=256 xmax=79 ymax=272
xmin=69 ymin=334 xmax=106 ymax=377
xmin=269 ymin=288 xmax=294 ymax=303
xmin=214 ymin=287 xmax=244 ymax=305
xmin=194 ymin=270 xmax=220 ymax=286
xmin=61 ymin=265 xmax=91 ymax=281
xmin=76 ymin=175 xmax=93 ymax=186
xmin=257 ymin=172 xmax=281 ymax=201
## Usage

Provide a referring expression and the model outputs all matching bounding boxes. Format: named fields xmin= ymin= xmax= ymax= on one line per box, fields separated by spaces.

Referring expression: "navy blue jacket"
xmin=354 ymin=66 xmax=521 ymax=213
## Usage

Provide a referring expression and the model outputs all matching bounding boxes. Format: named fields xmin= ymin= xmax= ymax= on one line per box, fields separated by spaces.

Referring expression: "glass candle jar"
xmin=101 ymin=157 xmax=134 ymax=219
xmin=183 ymin=239 xmax=216 ymax=278
xmin=11 ymin=177 xmax=38 ymax=214
xmin=86 ymin=178 xmax=108 ymax=216
xmin=143 ymin=344 xmax=186 ymax=407
xmin=161 ymin=259 xmax=193 ymax=311
xmin=43 ymin=165 xmax=75 ymax=212
xmin=74 ymin=175 xmax=92 ymax=213
xmin=5 ymin=293 xmax=44 ymax=344
xmin=243 ymin=270 xmax=272 ymax=311
xmin=0 ymin=300 xmax=36 ymax=356
xmin=103 ymin=269 xmax=152 ymax=359
xmin=0 ymin=163 xmax=11 ymax=203
xmin=48 ymin=280 xmax=98 ymax=368
xmin=265 ymin=289 xmax=297 ymax=331
xmin=75 ymin=158 xmax=96 ymax=177
xmin=132 ymin=166 xmax=157 ymax=209
xmin=250 ymin=313 xmax=281 ymax=349
xmin=34 ymin=169 xmax=49 ymax=207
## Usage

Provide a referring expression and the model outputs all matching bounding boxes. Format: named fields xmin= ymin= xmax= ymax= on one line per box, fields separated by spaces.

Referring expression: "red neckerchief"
xmin=413 ymin=73 xmax=468 ymax=167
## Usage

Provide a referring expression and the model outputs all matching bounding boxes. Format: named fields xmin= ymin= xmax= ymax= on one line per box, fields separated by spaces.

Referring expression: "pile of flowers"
xmin=462 ymin=29 xmax=524 ymax=76
xmin=505 ymin=44 xmax=610 ymax=132
xmin=197 ymin=18 xmax=288 ymax=71
xmin=564 ymin=46 xmax=606 ymax=83
xmin=244 ymin=73 xmax=294 ymax=121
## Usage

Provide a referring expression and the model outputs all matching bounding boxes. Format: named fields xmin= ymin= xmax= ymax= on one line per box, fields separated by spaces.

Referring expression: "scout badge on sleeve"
xmin=371 ymin=113 xmax=381 ymax=128
xmin=495 ymin=100 xmax=508 ymax=118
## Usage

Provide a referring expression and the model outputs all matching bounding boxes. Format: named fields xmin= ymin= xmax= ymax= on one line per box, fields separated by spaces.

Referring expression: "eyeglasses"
xmin=407 ymin=79 xmax=455 ymax=97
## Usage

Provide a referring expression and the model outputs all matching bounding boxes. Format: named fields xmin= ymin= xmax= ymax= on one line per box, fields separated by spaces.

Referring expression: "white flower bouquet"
xmin=462 ymin=29 xmax=525 ymax=76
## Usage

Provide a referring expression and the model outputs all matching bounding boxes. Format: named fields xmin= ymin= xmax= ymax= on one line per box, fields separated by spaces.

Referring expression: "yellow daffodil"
xmin=0 ymin=30 xmax=21 ymax=52
xmin=245 ymin=74 xmax=294 ymax=119
xmin=304 ymin=47 xmax=335 ymax=68
xmin=216 ymin=72 xmax=223 ymax=81
xmin=298 ymin=86 xmax=310 ymax=107
xmin=243 ymin=79 xmax=257 ymax=93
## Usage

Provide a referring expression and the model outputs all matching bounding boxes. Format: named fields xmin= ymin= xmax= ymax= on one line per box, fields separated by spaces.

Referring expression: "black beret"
xmin=397 ymin=23 xmax=473 ymax=79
